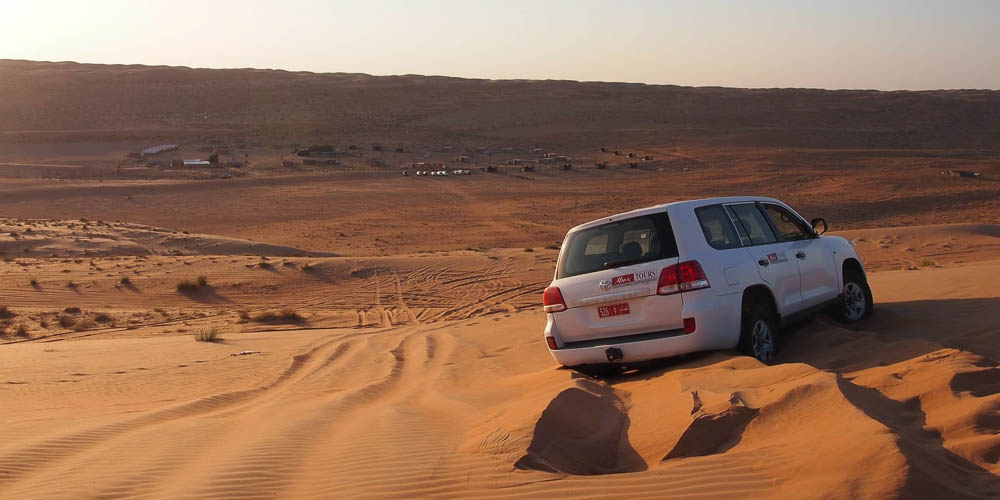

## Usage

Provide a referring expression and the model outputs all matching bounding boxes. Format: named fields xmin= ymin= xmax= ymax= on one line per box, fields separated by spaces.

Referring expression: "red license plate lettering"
xmin=598 ymin=303 xmax=631 ymax=318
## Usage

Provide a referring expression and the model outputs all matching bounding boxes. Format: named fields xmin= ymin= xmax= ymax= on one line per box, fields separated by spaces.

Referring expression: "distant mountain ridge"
xmin=2 ymin=59 xmax=998 ymax=150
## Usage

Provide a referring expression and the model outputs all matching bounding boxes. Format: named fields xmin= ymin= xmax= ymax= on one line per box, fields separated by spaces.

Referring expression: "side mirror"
xmin=810 ymin=217 xmax=827 ymax=235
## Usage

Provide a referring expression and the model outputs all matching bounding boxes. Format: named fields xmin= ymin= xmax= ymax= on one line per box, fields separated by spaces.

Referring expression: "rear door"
xmin=761 ymin=203 xmax=839 ymax=308
xmin=725 ymin=202 xmax=803 ymax=316
xmin=552 ymin=211 xmax=684 ymax=343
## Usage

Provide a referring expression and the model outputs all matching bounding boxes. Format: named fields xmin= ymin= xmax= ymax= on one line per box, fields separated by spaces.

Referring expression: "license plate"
xmin=598 ymin=303 xmax=630 ymax=318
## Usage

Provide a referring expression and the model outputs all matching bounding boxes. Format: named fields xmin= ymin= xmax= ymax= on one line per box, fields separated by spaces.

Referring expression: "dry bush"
xmin=176 ymin=278 xmax=203 ymax=292
xmin=15 ymin=324 xmax=29 ymax=338
xmin=73 ymin=318 xmax=95 ymax=332
xmin=253 ymin=309 xmax=305 ymax=324
xmin=120 ymin=277 xmax=131 ymax=285
xmin=194 ymin=327 xmax=223 ymax=342
xmin=64 ymin=306 xmax=81 ymax=314
xmin=58 ymin=314 xmax=76 ymax=328
xmin=94 ymin=313 xmax=113 ymax=324
xmin=0 ymin=306 xmax=15 ymax=319
xmin=301 ymin=263 xmax=315 ymax=271
xmin=237 ymin=310 xmax=252 ymax=323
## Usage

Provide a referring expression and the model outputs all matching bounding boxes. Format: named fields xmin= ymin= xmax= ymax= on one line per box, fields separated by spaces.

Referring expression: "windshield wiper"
xmin=603 ymin=257 xmax=645 ymax=268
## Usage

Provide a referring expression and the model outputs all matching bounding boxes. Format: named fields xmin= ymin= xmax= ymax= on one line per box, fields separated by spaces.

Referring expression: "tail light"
xmin=542 ymin=286 xmax=567 ymax=313
xmin=683 ymin=317 xmax=697 ymax=334
xmin=657 ymin=260 xmax=710 ymax=295
xmin=545 ymin=336 xmax=559 ymax=350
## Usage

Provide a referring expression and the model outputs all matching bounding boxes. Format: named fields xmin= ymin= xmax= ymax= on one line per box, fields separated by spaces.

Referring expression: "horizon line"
xmin=4 ymin=58 xmax=997 ymax=94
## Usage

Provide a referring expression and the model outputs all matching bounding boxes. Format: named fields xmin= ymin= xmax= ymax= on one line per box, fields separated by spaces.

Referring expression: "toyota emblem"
xmin=599 ymin=279 xmax=612 ymax=291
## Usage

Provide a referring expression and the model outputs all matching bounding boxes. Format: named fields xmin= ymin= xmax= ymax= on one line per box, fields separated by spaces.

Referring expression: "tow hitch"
xmin=605 ymin=347 xmax=623 ymax=362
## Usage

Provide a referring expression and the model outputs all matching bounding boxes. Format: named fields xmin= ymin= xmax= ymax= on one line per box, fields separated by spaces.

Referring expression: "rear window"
xmin=557 ymin=212 xmax=678 ymax=279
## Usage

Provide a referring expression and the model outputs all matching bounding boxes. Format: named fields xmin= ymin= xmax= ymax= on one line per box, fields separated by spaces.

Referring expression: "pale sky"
xmin=1 ymin=0 xmax=998 ymax=90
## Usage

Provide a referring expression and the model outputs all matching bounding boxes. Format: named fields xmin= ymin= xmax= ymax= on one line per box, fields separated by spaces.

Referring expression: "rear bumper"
xmin=544 ymin=290 xmax=741 ymax=366
xmin=547 ymin=328 xmax=709 ymax=366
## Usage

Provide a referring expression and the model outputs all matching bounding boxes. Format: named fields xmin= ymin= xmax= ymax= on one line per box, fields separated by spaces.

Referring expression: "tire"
xmin=738 ymin=301 xmax=779 ymax=364
xmin=837 ymin=268 xmax=874 ymax=323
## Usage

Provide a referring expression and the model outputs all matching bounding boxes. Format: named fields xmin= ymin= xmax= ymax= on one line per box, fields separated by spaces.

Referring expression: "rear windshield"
xmin=557 ymin=212 xmax=678 ymax=279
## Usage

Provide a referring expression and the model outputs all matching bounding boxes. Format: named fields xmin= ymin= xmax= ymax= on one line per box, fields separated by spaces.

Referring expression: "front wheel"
xmin=739 ymin=303 xmax=778 ymax=364
xmin=837 ymin=269 xmax=873 ymax=323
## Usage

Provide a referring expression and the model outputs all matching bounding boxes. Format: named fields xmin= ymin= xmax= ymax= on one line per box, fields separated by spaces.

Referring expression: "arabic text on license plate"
xmin=598 ymin=303 xmax=630 ymax=318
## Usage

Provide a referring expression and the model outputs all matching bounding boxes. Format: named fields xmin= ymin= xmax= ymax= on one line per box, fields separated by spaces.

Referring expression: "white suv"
xmin=542 ymin=196 xmax=872 ymax=367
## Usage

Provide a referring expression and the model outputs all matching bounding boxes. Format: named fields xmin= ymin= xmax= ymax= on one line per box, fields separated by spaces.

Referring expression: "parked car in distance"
xmin=541 ymin=196 xmax=872 ymax=369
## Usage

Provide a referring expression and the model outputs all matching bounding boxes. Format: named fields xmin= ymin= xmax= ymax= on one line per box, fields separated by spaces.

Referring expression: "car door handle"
xmin=758 ymin=259 xmax=769 ymax=267
xmin=796 ymin=251 xmax=806 ymax=259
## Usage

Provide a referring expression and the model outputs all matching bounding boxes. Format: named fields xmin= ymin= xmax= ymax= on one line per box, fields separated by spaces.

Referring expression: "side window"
xmin=695 ymin=205 xmax=741 ymax=250
xmin=727 ymin=204 xmax=777 ymax=245
xmin=763 ymin=204 xmax=812 ymax=241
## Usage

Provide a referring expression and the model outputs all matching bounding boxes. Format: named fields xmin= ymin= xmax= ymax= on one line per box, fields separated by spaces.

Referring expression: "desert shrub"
xmin=67 ymin=281 xmax=78 ymax=289
xmin=120 ymin=277 xmax=131 ymax=285
xmin=177 ymin=276 xmax=208 ymax=292
xmin=258 ymin=261 xmax=273 ymax=269
xmin=194 ymin=327 xmax=223 ymax=342
xmin=0 ymin=306 xmax=15 ymax=319
xmin=64 ymin=306 xmax=81 ymax=314
xmin=73 ymin=318 xmax=95 ymax=332
xmin=15 ymin=324 xmax=29 ymax=338
xmin=301 ymin=263 xmax=315 ymax=271
xmin=545 ymin=243 xmax=561 ymax=250
xmin=524 ymin=247 xmax=534 ymax=252
xmin=237 ymin=310 xmax=251 ymax=323
xmin=253 ymin=309 xmax=305 ymax=324
xmin=56 ymin=314 xmax=74 ymax=328
xmin=919 ymin=259 xmax=936 ymax=267
xmin=30 ymin=278 xmax=39 ymax=287
xmin=94 ymin=313 xmax=113 ymax=324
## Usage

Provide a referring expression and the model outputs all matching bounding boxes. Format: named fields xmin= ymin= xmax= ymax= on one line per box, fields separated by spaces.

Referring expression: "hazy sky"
xmin=1 ymin=0 xmax=998 ymax=90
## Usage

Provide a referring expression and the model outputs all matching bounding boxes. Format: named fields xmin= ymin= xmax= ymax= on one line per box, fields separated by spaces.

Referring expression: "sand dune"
xmin=1 ymin=58 xmax=996 ymax=499
xmin=1 ymin=223 xmax=997 ymax=498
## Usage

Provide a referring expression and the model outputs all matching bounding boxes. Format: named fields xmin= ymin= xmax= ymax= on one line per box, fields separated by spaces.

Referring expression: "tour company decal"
xmin=600 ymin=270 xmax=658 ymax=290
xmin=767 ymin=252 xmax=789 ymax=264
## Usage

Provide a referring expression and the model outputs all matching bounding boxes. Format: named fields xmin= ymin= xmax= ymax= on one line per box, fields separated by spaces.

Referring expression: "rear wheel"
xmin=837 ymin=269 xmax=873 ymax=323
xmin=739 ymin=302 xmax=778 ymax=364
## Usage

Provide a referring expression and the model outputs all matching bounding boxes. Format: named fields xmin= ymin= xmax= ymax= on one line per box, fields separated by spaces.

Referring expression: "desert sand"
xmin=0 ymin=60 xmax=998 ymax=498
